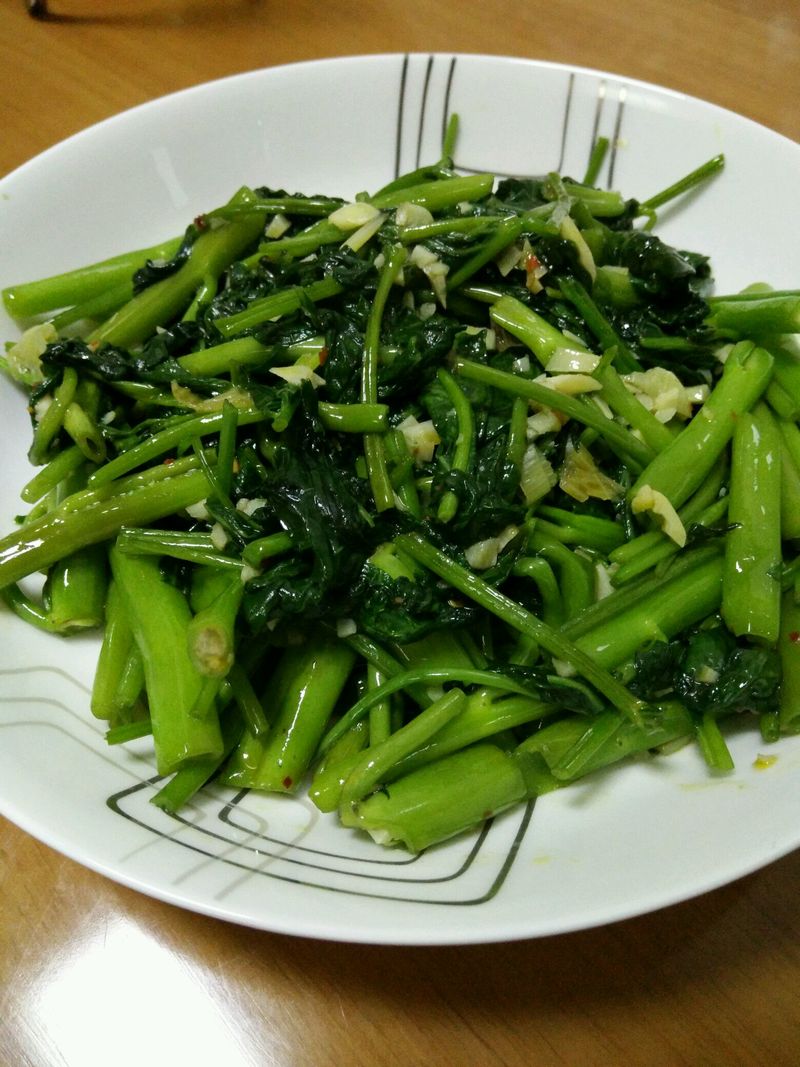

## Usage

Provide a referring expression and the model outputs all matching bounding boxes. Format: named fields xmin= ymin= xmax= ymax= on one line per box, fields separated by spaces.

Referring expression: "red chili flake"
xmin=790 ymin=632 xmax=800 ymax=643
xmin=194 ymin=214 xmax=209 ymax=230
xmin=318 ymin=346 xmax=329 ymax=365
xmin=282 ymin=776 xmax=293 ymax=789
xmin=163 ymin=456 xmax=175 ymax=466
xmin=525 ymin=254 xmax=542 ymax=272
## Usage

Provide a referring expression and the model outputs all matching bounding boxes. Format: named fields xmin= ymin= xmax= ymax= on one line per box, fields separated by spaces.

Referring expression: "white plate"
xmin=2 ymin=54 xmax=800 ymax=945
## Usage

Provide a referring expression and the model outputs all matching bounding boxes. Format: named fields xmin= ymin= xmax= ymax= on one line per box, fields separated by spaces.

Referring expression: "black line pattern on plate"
xmin=394 ymin=54 xmax=410 ymax=180
xmin=395 ymin=59 xmax=628 ymax=186
xmin=218 ymin=789 xmax=421 ymax=867
xmin=107 ymin=776 xmax=536 ymax=905
xmin=415 ymin=54 xmax=435 ymax=169
xmin=607 ymin=86 xmax=627 ymax=189
xmin=556 ymin=71 xmax=576 ymax=174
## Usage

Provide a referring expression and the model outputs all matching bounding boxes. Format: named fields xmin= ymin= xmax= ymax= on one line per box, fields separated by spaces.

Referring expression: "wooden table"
xmin=2 ymin=3 xmax=800 ymax=1064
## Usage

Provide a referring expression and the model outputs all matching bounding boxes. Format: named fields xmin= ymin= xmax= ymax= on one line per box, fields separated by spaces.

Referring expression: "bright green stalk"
xmin=150 ymin=710 xmax=244 ymax=814
xmin=20 ymin=445 xmax=87 ymax=504
xmin=222 ymin=635 xmax=356 ymax=793
xmin=370 ymin=173 xmax=494 ymax=211
xmin=87 ymin=406 xmax=264 ymax=487
xmin=62 ymin=400 xmax=106 ymax=465
xmin=318 ymin=402 xmax=389 ymax=434
xmin=241 ymin=531 xmax=293 ymax=568
xmin=339 ymin=687 xmax=467 ymax=810
xmin=489 ymin=292 xmax=594 ymax=369
xmin=572 ymin=551 xmax=724 ymax=668
xmin=695 ymin=713 xmax=734 ymax=773
xmin=44 ymin=544 xmax=107 ymax=632
xmin=436 ymin=368 xmax=474 ymax=522
xmin=721 ymin=404 xmax=782 ymax=643
xmin=226 ymin=664 xmax=271 ymax=739
xmin=29 ymin=366 xmax=78 ymax=465
xmin=610 ymin=459 xmax=727 ymax=566
xmin=706 ymin=294 xmax=800 ymax=337
xmin=777 ymin=423 xmax=800 ymax=540
xmin=213 ymin=276 xmax=343 ymax=338
xmin=533 ymin=506 xmax=625 ymax=555
xmin=453 ymin=356 xmax=653 ymax=470
xmin=582 ymin=137 xmax=610 ymax=186
xmin=629 ymin=342 xmax=774 ymax=508
xmin=115 ymin=528 xmax=239 ymax=570
xmin=640 ymin=154 xmax=725 ymax=212
xmin=319 ymin=665 xmax=536 ymax=757
xmin=186 ymin=571 xmax=243 ymax=678
xmin=395 ymin=531 xmax=645 ymax=723
xmin=612 ymin=496 xmax=728 ymax=585
xmin=2 ymin=235 xmax=182 ymax=319
xmin=778 ymin=591 xmax=800 ymax=734
xmin=0 ymin=467 xmax=209 ymax=589
xmin=519 ymin=700 xmax=695 ymax=780
xmin=177 ymin=337 xmax=271 ymax=376
xmin=595 ymin=363 xmax=674 ymax=452
xmin=90 ymin=200 xmax=265 ymax=348
xmin=109 ymin=546 xmax=223 ymax=775
xmin=91 ymin=579 xmax=138 ymax=720
xmin=558 ymin=276 xmax=641 ymax=373
xmin=526 ymin=535 xmax=594 ymax=621
xmin=0 ymin=585 xmax=61 ymax=634
xmin=445 ymin=214 xmax=528 ymax=291
xmin=511 ymin=557 xmax=564 ymax=627
xmin=350 ymin=742 xmax=536 ymax=853
xmin=362 ymin=243 xmax=407 ymax=512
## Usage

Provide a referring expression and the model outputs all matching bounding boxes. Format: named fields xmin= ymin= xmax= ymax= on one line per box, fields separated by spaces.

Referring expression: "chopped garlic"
xmin=397 ymin=414 xmax=441 ymax=463
xmin=464 ymin=525 xmax=519 ymax=570
xmin=520 ymin=444 xmax=557 ymax=504
xmin=546 ymin=347 xmax=600 ymax=374
xmin=6 ymin=321 xmax=57 ymax=385
xmin=186 ymin=500 xmax=210 ymax=521
xmin=495 ymin=240 xmax=524 ymax=277
xmin=329 ymin=201 xmax=382 ymax=231
xmin=270 ymin=364 xmax=325 ymax=388
xmin=695 ymin=664 xmax=720 ymax=684
xmin=395 ymin=202 xmax=434 ymax=229
xmin=336 ymin=618 xmax=358 ymax=638
xmin=265 ymin=213 xmax=291 ymax=239
xmin=236 ymin=497 xmax=267 ymax=516
xmin=559 ymin=215 xmax=597 ymax=281
xmin=560 ymin=441 xmax=623 ymax=502
xmin=210 ymin=523 xmax=229 ymax=550
xmin=623 ymin=367 xmax=708 ymax=423
xmin=409 ymin=244 xmax=449 ymax=306
xmin=537 ymin=372 xmax=602 ymax=396
xmin=240 ymin=563 xmax=260 ymax=583
xmin=344 ymin=211 xmax=386 ymax=251
xmin=170 ymin=382 xmax=254 ymax=412
xmin=512 ymin=355 xmax=531 ymax=374
xmin=594 ymin=561 xmax=616 ymax=601
xmin=631 ymin=484 xmax=687 ymax=546
xmin=527 ymin=409 xmax=565 ymax=438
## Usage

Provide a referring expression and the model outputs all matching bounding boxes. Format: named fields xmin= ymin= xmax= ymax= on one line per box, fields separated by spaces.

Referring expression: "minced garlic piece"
xmin=396 ymin=414 xmax=441 ymax=463
xmin=631 ymin=484 xmax=687 ymax=546
xmin=328 ymin=201 xmax=383 ymax=230
xmin=270 ymin=364 xmax=325 ymax=388
xmin=546 ymin=347 xmax=601 ymax=374
xmin=537 ymin=372 xmax=602 ymax=396
xmin=464 ymin=525 xmax=519 ymax=570
xmin=560 ymin=441 xmax=624 ymax=502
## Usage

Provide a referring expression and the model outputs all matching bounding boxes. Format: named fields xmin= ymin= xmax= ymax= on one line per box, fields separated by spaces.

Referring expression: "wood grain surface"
xmin=2 ymin=2 xmax=800 ymax=1064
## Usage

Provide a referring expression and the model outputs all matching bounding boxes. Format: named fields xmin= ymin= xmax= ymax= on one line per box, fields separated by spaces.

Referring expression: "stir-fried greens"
xmin=2 ymin=124 xmax=800 ymax=852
